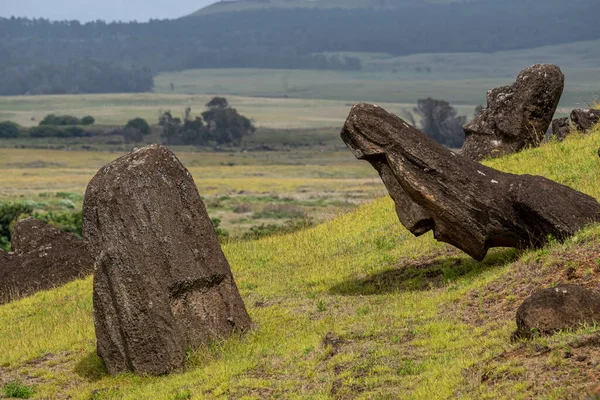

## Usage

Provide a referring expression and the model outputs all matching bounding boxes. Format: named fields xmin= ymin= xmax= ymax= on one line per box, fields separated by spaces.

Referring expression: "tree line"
xmin=1 ymin=0 xmax=598 ymax=95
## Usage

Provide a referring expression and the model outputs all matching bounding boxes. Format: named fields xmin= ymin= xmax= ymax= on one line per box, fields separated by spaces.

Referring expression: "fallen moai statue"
xmin=341 ymin=103 xmax=600 ymax=261
xmin=462 ymin=64 xmax=564 ymax=161
xmin=0 ymin=218 xmax=93 ymax=304
xmin=83 ymin=144 xmax=251 ymax=376
xmin=514 ymin=284 xmax=600 ymax=339
xmin=571 ymin=108 xmax=600 ymax=133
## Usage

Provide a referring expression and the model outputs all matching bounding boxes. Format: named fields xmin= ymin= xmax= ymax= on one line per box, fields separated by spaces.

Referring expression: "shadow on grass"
xmin=329 ymin=248 xmax=519 ymax=296
xmin=74 ymin=352 xmax=108 ymax=382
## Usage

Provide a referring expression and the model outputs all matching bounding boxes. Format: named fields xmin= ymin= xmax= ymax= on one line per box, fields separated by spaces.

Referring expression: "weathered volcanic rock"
xmin=83 ymin=144 xmax=251 ymax=376
xmin=571 ymin=109 xmax=600 ymax=133
xmin=0 ymin=218 xmax=93 ymax=304
xmin=551 ymin=117 xmax=570 ymax=141
xmin=341 ymin=103 xmax=600 ymax=261
xmin=462 ymin=64 xmax=564 ymax=161
xmin=515 ymin=285 xmax=600 ymax=338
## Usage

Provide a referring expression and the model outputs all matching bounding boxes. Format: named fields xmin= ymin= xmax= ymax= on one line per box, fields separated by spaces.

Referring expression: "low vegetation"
xmin=0 ymin=125 xmax=600 ymax=398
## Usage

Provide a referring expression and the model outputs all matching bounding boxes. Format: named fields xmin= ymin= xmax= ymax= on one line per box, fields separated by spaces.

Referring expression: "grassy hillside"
xmin=2 ymin=127 xmax=600 ymax=398
xmin=192 ymin=0 xmax=469 ymax=15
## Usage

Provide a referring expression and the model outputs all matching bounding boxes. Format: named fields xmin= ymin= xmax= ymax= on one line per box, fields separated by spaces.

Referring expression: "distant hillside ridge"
xmin=192 ymin=0 xmax=470 ymax=15
xmin=2 ymin=0 xmax=600 ymax=95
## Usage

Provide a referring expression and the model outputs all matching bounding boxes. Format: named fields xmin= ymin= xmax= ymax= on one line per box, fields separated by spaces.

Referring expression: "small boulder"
xmin=83 ymin=144 xmax=251 ymax=376
xmin=0 ymin=218 xmax=93 ymax=304
xmin=462 ymin=64 xmax=564 ymax=161
xmin=514 ymin=284 xmax=600 ymax=339
xmin=570 ymin=109 xmax=600 ymax=133
xmin=551 ymin=117 xmax=570 ymax=141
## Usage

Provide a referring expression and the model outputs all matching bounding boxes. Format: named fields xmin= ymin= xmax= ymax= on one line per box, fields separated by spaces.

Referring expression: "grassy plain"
xmin=155 ymin=39 xmax=600 ymax=111
xmin=0 ymin=147 xmax=384 ymax=235
xmin=2 ymin=128 xmax=600 ymax=398
xmin=0 ymin=93 xmax=418 ymax=130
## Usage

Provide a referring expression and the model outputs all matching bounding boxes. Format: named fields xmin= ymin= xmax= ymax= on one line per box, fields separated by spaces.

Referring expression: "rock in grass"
xmin=551 ymin=117 xmax=570 ymax=141
xmin=0 ymin=218 xmax=93 ymax=304
xmin=571 ymin=109 xmax=600 ymax=133
xmin=515 ymin=285 xmax=600 ymax=339
xmin=341 ymin=103 xmax=600 ymax=261
xmin=462 ymin=64 xmax=564 ymax=161
xmin=83 ymin=144 xmax=251 ymax=376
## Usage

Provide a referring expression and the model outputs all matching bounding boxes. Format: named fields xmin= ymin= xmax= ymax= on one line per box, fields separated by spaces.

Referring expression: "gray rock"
xmin=83 ymin=144 xmax=251 ymax=376
xmin=570 ymin=109 xmax=600 ymax=133
xmin=341 ymin=103 xmax=600 ymax=261
xmin=0 ymin=218 xmax=93 ymax=304
xmin=551 ymin=117 xmax=570 ymax=141
xmin=515 ymin=285 xmax=600 ymax=338
xmin=462 ymin=64 xmax=564 ymax=161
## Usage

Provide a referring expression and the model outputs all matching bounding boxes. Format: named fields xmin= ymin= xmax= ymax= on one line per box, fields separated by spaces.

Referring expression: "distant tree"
xmin=159 ymin=111 xmax=183 ymax=144
xmin=125 ymin=117 xmax=151 ymax=135
xmin=206 ymin=97 xmax=229 ymax=110
xmin=80 ymin=116 xmax=95 ymax=126
xmin=413 ymin=98 xmax=466 ymax=148
xmin=0 ymin=121 xmax=21 ymax=138
xmin=202 ymin=101 xmax=256 ymax=146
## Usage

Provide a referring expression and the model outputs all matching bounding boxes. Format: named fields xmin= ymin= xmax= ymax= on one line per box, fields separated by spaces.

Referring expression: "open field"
xmin=3 ymin=129 xmax=600 ymax=398
xmin=155 ymin=39 xmax=600 ymax=110
xmin=0 ymin=93 xmax=424 ymax=130
xmin=0 ymin=147 xmax=384 ymax=236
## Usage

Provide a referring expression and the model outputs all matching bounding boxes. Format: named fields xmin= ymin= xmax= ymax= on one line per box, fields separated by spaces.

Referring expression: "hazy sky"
xmin=0 ymin=0 xmax=219 ymax=22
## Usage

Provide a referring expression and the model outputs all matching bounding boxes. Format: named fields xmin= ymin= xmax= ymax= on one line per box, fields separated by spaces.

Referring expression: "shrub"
xmin=126 ymin=117 xmax=151 ymax=135
xmin=40 ymin=114 xmax=81 ymax=126
xmin=33 ymin=211 xmax=83 ymax=237
xmin=211 ymin=218 xmax=230 ymax=242
xmin=80 ymin=115 xmax=95 ymax=125
xmin=242 ymin=218 xmax=314 ymax=240
xmin=29 ymin=125 xmax=85 ymax=138
xmin=0 ymin=121 xmax=21 ymax=138
xmin=29 ymin=125 xmax=64 ymax=138
xmin=0 ymin=202 xmax=35 ymax=249
xmin=2 ymin=380 xmax=35 ymax=399
xmin=253 ymin=204 xmax=305 ymax=219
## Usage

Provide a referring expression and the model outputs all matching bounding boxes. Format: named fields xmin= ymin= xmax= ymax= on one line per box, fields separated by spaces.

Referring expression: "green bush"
xmin=29 ymin=125 xmax=85 ymax=138
xmin=243 ymin=218 xmax=314 ymax=240
xmin=40 ymin=114 xmax=81 ymax=126
xmin=0 ymin=202 xmax=35 ymax=250
xmin=2 ymin=380 xmax=35 ymax=398
xmin=33 ymin=211 xmax=83 ymax=238
xmin=126 ymin=117 xmax=151 ymax=135
xmin=0 ymin=121 xmax=21 ymax=138
xmin=80 ymin=115 xmax=95 ymax=125
xmin=211 ymin=217 xmax=230 ymax=242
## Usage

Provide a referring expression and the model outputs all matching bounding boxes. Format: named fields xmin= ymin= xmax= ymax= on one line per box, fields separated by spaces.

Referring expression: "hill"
xmin=3 ymin=127 xmax=600 ymax=398
xmin=192 ymin=0 xmax=469 ymax=15
xmin=2 ymin=0 xmax=600 ymax=95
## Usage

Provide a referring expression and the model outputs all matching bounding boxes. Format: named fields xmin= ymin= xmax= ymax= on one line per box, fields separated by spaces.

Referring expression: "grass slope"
xmin=3 ymin=129 xmax=600 ymax=398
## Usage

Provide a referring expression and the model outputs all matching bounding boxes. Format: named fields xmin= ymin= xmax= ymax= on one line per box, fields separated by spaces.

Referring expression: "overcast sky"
xmin=0 ymin=0 xmax=219 ymax=22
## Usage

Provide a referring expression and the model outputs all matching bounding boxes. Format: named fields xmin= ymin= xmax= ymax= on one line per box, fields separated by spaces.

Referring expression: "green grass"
xmin=2 ymin=127 xmax=600 ymax=398
xmin=2 ymin=381 xmax=35 ymax=398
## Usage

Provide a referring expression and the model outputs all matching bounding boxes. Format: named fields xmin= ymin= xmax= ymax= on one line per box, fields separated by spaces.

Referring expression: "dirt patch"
xmin=463 ymin=333 xmax=600 ymax=398
xmin=454 ymin=238 xmax=600 ymax=327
